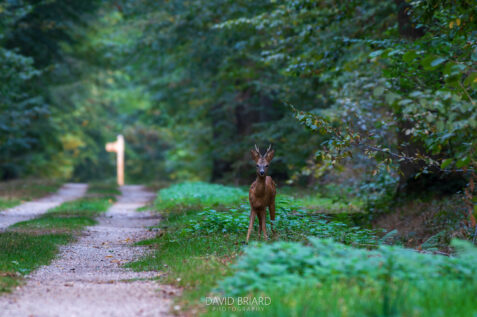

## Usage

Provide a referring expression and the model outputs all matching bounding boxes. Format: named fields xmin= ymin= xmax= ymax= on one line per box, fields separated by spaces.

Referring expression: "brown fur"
xmin=246 ymin=145 xmax=277 ymax=243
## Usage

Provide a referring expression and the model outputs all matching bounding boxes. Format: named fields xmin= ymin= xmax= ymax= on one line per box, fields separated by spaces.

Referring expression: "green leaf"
xmin=443 ymin=62 xmax=465 ymax=77
xmin=456 ymin=156 xmax=470 ymax=168
xmin=430 ymin=57 xmax=446 ymax=67
xmin=369 ymin=50 xmax=384 ymax=58
xmin=385 ymin=92 xmax=400 ymax=104
xmin=463 ymin=72 xmax=477 ymax=87
xmin=402 ymin=50 xmax=418 ymax=63
xmin=440 ymin=158 xmax=453 ymax=170
xmin=421 ymin=55 xmax=445 ymax=71
xmin=373 ymin=86 xmax=385 ymax=97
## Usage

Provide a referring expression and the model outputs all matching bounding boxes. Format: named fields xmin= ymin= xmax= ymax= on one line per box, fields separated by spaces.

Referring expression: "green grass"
xmin=0 ymin=182 xmax=118 ymax=293
xmin=206 ymin=280 xmax=477 ymax=317
xmin=0 ymin=233 xmax=71 ymax=292
xmin=12 ymin=216 xmax=97 ymax=231
xmin=0 ymin=179 xmax=63 ymax=210
xmin=154 ymin=182 xmax=247 ymax=211
xmin=48 ymin=198 xmax=114 ymax=217
xmin=292 ymin=194 xmax=363 ymax=213
xmin=11 ymin=195 xmax=114 ymax=233
xmin=86 ymin=181 xmax=121 ymax=198
xmin=280 ymin=184 xmax=364 ymax=213
xmin=0 ymin=198 xmax=21 ymax=210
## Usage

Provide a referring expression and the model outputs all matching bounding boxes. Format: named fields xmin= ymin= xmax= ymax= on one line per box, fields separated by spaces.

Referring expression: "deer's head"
xmin=251 ymin=144 xmax=274 ymax=177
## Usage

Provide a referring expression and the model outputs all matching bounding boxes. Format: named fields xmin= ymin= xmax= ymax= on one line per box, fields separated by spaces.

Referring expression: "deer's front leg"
xmin=246 ymin=210 xmax=256 ymax=244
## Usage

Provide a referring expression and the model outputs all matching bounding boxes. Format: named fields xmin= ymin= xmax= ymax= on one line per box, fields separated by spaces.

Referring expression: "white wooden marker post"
xmin=105 ymin=135 xmax=125 ymax=186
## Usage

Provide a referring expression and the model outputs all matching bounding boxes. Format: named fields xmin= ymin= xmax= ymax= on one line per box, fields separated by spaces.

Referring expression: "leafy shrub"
xmin=155 ymin=182 xmax=247 ymax=211
xmin=358 ymin=169 xmax=399 ymax=213
xmin=186 ymin=206 xmax=250 ymax=234
xmin=217 ymin=239 xmax=477 ymax=296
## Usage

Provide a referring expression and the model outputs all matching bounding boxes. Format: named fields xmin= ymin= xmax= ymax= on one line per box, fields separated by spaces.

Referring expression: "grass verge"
xmin=0 ymin=182 xmax=118 ymax=293
xmin=126 ymin=208 xmax=243 ymax=313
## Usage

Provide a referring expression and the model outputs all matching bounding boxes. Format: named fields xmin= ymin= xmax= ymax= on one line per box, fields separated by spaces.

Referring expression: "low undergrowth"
xmin=129 ymin=181 xmax=477 ymax=316
xmin=0 ymin=179 xmax=63 ymax=210
xmin=186 ymin=198 xmax=380 ymax=246
xmin=218 ymin=239 xmax=477 ymax=295
xmin=0 ymin=182 xmax=117 ymax=293
xmin=211 ymin=239 xmax=477 ymax=316
xmin=129 ymin=181 xmax=381 ymax=314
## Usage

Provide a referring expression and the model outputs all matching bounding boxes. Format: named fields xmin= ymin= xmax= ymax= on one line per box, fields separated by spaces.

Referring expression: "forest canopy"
xmin=1 ymin=0 xmax=476 ymax=196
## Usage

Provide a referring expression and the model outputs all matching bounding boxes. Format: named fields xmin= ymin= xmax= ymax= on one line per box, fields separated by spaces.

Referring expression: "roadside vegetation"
xmin=0 ymin=179 xmax=63 ymax=210
xmin=0 ymin=182 xmax=118 ymax=293
xmin=129 ymin=182 xmax=477 ymax=316
xmin=215 ymin=239 xmax=477 ymax=316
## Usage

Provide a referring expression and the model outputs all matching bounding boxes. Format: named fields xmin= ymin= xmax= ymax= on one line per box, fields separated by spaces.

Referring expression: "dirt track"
xmin=0 ymin=183 xmax=88 ymax=231
xmin=0 ymin=185 xmax=176 ymax=317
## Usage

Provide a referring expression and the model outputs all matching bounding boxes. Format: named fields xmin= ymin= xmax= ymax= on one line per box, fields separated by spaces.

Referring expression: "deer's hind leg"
xmin=246 ymin=210 xmax=256 ymax=244
xmin=257 ymin=211 xmax=263 ymax=239
xmin=269 ymin=201 xmax=276 ymax=236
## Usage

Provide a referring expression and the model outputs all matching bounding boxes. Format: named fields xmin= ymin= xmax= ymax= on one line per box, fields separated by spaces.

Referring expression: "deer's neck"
xmin=254 ymin=175 xmax=266 ymax=197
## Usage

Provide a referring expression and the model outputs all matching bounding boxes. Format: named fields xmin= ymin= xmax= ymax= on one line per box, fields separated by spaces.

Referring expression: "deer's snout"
xmin=259 ymin=170 xmax=265 ymax=176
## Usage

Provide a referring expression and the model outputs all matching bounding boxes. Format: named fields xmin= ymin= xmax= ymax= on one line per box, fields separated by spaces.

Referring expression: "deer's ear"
xmin=264 ymin=149 xmax=275 ymax=162
xmin=250 ymin=149 xmax=260 ymax=162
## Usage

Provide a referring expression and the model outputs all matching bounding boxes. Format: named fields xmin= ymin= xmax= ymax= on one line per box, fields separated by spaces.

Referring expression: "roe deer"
xmin=246 ymin=144 xmax=276 ymax=243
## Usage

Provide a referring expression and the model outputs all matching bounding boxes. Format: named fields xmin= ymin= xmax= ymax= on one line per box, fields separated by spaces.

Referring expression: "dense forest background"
xmin=1 ymin=0 xmax=476 ymax=197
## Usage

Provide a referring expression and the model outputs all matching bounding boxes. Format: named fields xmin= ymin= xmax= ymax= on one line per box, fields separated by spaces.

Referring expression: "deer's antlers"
xmin=254 ymin=144 xmax=260 ymax=155
xmin=254 ymin=144 xmax=272 ymax=157
xmin=265 ymin=144 xmax=272 ymax=154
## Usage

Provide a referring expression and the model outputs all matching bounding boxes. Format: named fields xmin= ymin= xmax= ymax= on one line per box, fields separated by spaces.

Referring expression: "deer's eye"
xmin=265 ymin=165 xmax=269 ymax=168
xmin=256 ymin=164 xmax=259 ymax=167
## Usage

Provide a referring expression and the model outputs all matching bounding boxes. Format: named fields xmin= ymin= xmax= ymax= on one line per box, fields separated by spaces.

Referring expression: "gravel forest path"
xmin=0 ymin=183 xmax=88 ymax=231
xmin=0 ymin=185 xmax=176 ymax=317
